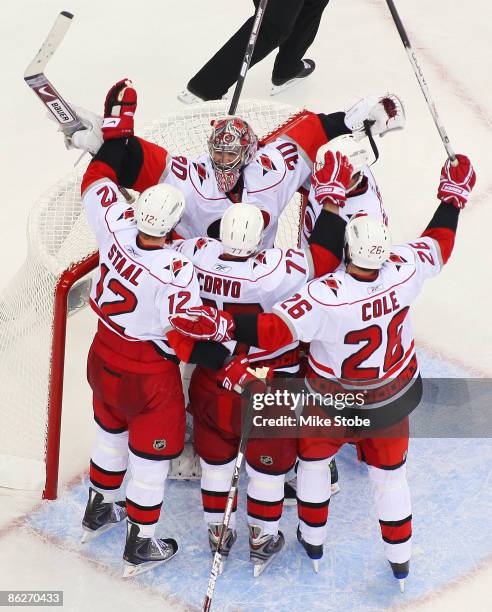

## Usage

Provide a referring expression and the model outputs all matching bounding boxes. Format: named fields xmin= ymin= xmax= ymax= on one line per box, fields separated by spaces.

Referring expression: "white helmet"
xmin=316 ymin=135 xmax=369 ymax=191
xmin=220 ymin=203 xmax=264 ymax=257
xmin=135 ymin=184 xmax=185 ymax=237
xmin=345 ymin=214 xmax=391 ymax=269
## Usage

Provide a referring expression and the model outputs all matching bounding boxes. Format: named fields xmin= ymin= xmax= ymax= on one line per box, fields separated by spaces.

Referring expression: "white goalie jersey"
xmin=176 ymin=237 xmax=316 ymax=372
xmin=83 ymin=177 xmax=201 ymax=358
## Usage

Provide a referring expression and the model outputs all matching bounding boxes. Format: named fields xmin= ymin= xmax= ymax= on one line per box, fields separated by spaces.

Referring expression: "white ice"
xmin=0 ymin=1 xmax=491 ymax=610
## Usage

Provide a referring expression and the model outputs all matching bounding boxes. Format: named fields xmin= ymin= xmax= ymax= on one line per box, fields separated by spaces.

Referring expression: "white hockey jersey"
xmin=273 ymin=237 xmax=443 ymax=402
xmin=176 ymin=237 xmax=316 ymax=372
xmin=161 ymin=138 xmax=311 ymax=248
xmin=301 ymin=167 xmax=388 ymax=248
xmin=83 ymin=177 xmax=201 ymax=360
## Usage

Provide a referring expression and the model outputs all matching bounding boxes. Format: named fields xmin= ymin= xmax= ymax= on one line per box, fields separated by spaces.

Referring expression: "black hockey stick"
xmin=385 ymin=0 xmax=457 ymax=165
xmin=228 ymin=0 xmax=269 ymax=115
xmin=25 ymin=12 xmax=134 ymax=200
xmin=203 ymin=367 xmax=269 ymax=612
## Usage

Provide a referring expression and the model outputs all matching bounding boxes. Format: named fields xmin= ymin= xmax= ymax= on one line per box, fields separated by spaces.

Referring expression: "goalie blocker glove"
xmin=437 ymin=154 xmax=476 ymax=209
xmin=344 ymin=94 xmax=405 ymax=140
xmin=102 ymin=78 xmax=137 ymax=141
xmin=311 ymin=150 xmax=353 ymax=208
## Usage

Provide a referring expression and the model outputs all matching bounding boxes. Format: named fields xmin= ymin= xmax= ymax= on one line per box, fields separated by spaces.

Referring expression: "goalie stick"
xmin=203 ymin=367 xmax=269 ymax=612
xmin=385 ymin=0 xmax=458 ymax=165
xmin=24 ymin=11 xmax=134 ymax=200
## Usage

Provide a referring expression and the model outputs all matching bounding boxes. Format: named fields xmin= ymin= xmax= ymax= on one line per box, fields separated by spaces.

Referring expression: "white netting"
xmin=0 ymin=99 xmax=302 ymax=492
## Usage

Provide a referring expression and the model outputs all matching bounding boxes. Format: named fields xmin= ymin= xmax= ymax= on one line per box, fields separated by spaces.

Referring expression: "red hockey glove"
xmin=437 ymin=154 xmax=476 ymax=209
xmin=311 ymin=150 xmax=353 ymax=207
xmin=102 ymin=79 xmax=137 ymax=141
xmin=170 ymin=306 xmax=235 ymax=342
xmin=218 ymin=356 xmax=270 ymax=395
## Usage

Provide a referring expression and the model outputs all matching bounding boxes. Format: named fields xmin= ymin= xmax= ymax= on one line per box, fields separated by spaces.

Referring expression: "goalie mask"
xmin=345 ymin=214 xmax=391 ymax=269
xmin=220 ymin=203 xmax=264 ymax=257
xmin=208 ymin=117 xmax=258 ymax=193
xmin=135 ymin=184 xmax=185 ymax=237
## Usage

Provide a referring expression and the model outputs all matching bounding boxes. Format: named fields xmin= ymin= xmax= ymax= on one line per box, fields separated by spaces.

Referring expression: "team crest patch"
xmin=153 ymin=439 xmax=166 ymax=450
xmin=193 ymin=237 xmax=208 ymax=254
xmin=118 ymin=208 xmax=135 ymax=221
xmin=389 ymin=252 xmax=407 ymax=271
xmin=253 ymin=251 xmax=268 ymax=268
xmin=165 ymin=257 xmax=189 ymax=277
xmin=193 ymin=162 xmax=208 ymax=185
xmin=322 ymin=275 xmax=339 ymax=296
xmin=260 ymin=455 xmax=273 ymax=466
xmin=258 ymin=154 xmax=277 ymax=175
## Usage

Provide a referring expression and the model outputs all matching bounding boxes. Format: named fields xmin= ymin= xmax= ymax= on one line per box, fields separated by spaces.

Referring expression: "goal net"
xmin=0 ymin=99 xmax=304 ymax=499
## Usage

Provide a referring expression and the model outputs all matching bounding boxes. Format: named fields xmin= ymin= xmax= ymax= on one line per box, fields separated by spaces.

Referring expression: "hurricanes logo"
xmin=253 ymin=251 xmax=268 ymax=268
xmin=260 ymin=455 xmax=273 ymax=466
xmin=322 ymin=275 xmax=339 ymax=296
xmin=165 ymin=258 xmax=188 ymax=277
xmin=193 ymin=162 xmax=208 ymax=185
xmin=258 ymin=154 xmax=277 ymax=175
xmin=389 ymin=252 xmax=407 ymax=271
xmin=153 ymin=439 xmax=166 ymax=450
xmin=194 ymin=237 xmax=208 ymax=254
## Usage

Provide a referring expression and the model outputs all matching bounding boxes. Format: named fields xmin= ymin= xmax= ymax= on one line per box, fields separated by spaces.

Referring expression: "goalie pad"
xmin=344 ymin=94 xmax=405 ymax=140
xmin=168 ymin=441 xmax=201 ymax=480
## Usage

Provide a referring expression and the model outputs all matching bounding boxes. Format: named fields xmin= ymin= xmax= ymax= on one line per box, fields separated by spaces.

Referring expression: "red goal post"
xmin=0 ymin=99 xmax=306 ymax=500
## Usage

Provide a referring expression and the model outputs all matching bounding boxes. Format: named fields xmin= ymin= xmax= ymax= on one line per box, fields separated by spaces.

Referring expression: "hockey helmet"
xmin=220 ymin=203 xmax=264 ymax=257
xmin=345 ymin=214 xmax=391 ymax=269
xmin=135 ymin=183 xmax=185 ymax=237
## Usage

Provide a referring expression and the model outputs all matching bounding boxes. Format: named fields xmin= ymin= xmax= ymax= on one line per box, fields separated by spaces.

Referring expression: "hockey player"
xmin=173 ymin=194 xmax=347 ymax=576
xmin=168 ymin=152 xmax=476 ymax=588
xmin=65 ymin=79 xmax=404 ymax=247
xmin=80 ymin=109 xmax=240 ymax=577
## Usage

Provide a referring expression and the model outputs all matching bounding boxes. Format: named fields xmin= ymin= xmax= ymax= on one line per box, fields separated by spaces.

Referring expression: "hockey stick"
xmin=228 ymin=0 xmax=269 ymax=115
xmin=25 ymin=12 xmax=134 ymax=200
xmin=384 ymin=0 xmax=458 ymax=165
xmin=203 ymin=367 xmax=269 ymax=612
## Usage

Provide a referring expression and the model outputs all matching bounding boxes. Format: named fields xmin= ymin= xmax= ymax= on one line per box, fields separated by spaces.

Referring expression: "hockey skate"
xmin=296 ymin=526 xmax=323 ymax=573
xmin=81 ymin=487 xmax=127 ymax=543
xmin=284 ymin=459 xmax=340 ymax=506
xmin=248 ymin=525 xmax=285 ymax=577
xmin=207 ymin=523 xmax=238 ymax=574
xmin=122 ymin=521 xmax=178 ymax=578
xmin=271 ymin=59 xmax=316 ymax=96
xmin=389 ymin=560 xmax=410 ymax=593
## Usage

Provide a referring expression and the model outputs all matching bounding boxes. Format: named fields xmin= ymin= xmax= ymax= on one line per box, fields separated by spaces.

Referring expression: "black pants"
xmin=188 ymin=0 xmax=330 ymax=99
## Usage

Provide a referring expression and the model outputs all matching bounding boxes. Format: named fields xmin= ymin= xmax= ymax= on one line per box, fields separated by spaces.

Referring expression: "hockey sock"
xmin=200 ymin=458 xmax=238 ymax=530
xmin=89 ymin=424 xmax=128 ymax=503
xmin=296 ymin=458 xmax=332 ymax=546
xmin=367 ymin=464 xmax=412 ymax=563
xmin=125 ymin=451 xmax=170 ymax=538
xmin=246 ymin=463 xmax=284 ymax=535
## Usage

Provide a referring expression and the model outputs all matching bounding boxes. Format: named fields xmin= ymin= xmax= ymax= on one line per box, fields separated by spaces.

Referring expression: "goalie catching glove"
xmin=170 ymin=306 xmax=235 ymax=342
xmin=437 ymin=154 xmax=476 ymax=209
xmin=311 ymin=150 xmax=353 ymax=207
xmin=344 ymin=94 xmax=405 ymax=140
xmin=102 ymin=78 xmax=137 ymax=140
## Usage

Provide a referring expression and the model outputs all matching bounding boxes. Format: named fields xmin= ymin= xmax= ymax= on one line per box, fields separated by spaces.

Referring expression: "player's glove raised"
xmin=345 ymin=94 xmax=405 ymax=140
xmin=437 ymin=154 xmax=476 ymax=209
xmin=170 ymin=306 xmax=235 ymax=342
xmin=311 ymin=150 xmax=353 ymax=207
xmin=218 ymin=356 xmax=270 ymax=395
xmin=102 ymin=79 xmax=137 ymax=141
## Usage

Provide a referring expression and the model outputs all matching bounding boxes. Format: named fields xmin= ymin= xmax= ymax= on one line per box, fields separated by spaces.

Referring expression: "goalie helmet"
xmin=316 ymin=135 xmax=369 ymax=191
xmin=345 ymin=214 xmax=390 ymax=269
xmin=220 ymin=203 xmax=264 ymax=257
xmin=135 ymin=184 xmax=185 ymax=237
xmin=208 ymin=117 xmax=258 ymax=193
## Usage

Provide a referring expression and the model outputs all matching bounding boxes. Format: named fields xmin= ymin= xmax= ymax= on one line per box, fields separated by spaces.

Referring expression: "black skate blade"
xmin=122 ymin=541 xmax=178 ymax=578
